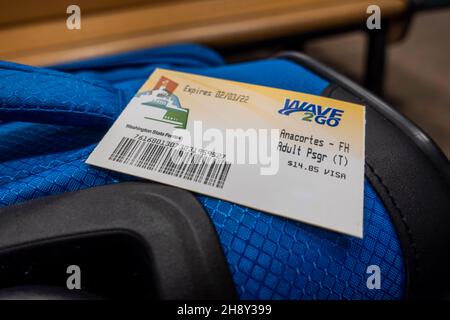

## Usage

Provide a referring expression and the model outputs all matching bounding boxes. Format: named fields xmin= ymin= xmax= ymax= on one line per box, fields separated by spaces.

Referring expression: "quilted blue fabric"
xmin=0 ymin=44 xmax=405 ymax=299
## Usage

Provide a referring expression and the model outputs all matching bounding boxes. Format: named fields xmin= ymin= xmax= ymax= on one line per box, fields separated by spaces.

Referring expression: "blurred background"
xmin=0 ymin=0 xmax=449 ymax=156
xmin=305 ymin=8 xmax=450 ymax=157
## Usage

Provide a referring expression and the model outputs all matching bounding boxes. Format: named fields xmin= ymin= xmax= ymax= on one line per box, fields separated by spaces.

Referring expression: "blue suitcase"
xmin=0 ymin=44 xmax=448 ymax=300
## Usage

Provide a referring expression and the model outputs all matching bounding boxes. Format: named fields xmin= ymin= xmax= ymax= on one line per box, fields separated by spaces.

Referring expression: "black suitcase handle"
xmin=0 ymin=182 xmax=236 ymax=300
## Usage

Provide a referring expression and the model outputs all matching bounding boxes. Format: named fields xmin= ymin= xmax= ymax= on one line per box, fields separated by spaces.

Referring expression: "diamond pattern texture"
xmin=0 ymin=44 xmax=405 ymax=299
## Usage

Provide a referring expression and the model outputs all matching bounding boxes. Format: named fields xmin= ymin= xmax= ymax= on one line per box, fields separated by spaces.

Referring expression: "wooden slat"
xmin=0 ymin=0 xmax=408 ymax=65
xmin=0 ymin=0 xmax=163 ymax=27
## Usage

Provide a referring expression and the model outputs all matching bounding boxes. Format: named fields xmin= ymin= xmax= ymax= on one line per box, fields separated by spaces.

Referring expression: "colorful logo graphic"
xmin=136 ymin=76 xmax=189 ymax=129
xmin=278 ymin=98 xmax=344 ymax=127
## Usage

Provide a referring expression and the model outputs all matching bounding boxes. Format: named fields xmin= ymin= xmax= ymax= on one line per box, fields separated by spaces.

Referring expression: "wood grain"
xmin=0 ymin=0 xmax=408 ymax=65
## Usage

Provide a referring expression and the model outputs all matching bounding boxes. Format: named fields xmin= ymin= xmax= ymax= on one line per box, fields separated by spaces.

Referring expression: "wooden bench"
xmin=0 ymin=0 xmax=409 ymax=93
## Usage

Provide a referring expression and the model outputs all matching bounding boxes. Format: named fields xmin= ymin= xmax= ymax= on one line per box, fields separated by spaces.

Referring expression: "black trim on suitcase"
xmin=0 ymin=182 xmax=237 ymax=300
xmin=278 ymin=51 xmax=450 ymax=299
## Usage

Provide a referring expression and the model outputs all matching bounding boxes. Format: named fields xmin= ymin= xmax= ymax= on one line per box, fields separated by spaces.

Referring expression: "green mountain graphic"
xmin=142 ymin=101 xmax=189 ymax=129
xmin=140 ymin=90 xmax=189 ymax=129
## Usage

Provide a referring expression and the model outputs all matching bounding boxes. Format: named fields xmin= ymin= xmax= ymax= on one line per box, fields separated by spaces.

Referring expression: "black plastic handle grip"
xmin=0 ymin=182 xmax=236 ymax=300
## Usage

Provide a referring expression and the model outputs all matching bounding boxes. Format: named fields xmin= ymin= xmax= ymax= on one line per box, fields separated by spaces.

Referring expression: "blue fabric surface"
xmin=0 ymin=44 xmax=405 ymax=299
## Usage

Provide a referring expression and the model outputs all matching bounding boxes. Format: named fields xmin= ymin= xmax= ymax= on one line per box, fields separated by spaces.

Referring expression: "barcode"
xmin=109 ymin=137 xmax=231 ymax=189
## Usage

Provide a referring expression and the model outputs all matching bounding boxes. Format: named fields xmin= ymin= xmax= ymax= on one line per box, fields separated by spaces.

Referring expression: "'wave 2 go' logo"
xmin=278 ymin=98 xmax=344 ymax=127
